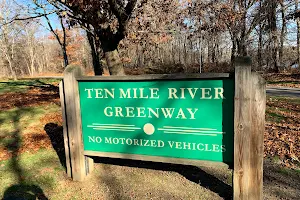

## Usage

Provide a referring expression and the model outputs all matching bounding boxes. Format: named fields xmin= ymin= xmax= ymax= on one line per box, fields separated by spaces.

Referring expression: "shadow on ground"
xmin=3 ymin=185 xmax=48 ymax=200
xmin=263 ymin=159 xmax=300 ymax=199
xmin=0 ymin=79 xmax=59 ymax=91
xmin=44 ymin=123 xmax=66 ymax=169
xmin=2 ymin=108 xmax=48 ymax=200
xmin=43 ymin=123 xmax=233 ymax=200
xmin=93 ymin=157 xmax=233 ymax=200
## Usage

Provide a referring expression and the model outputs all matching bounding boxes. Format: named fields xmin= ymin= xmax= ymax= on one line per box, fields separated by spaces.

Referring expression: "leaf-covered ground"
xmin=263 ymin=73 xmax=300 ymax=88
xmin=265 ymin=96 xmax=300 ymax=169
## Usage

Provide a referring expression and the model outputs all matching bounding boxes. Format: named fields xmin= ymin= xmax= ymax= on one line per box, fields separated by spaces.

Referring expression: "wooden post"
xmin=249 ymin=72 xmax=265 ymax=199
xmin=233 ymin=57 xmax=265 ymax=200
xmin=59 ymin=81 xmax=71 ymax=177
xmin=62 ymin=65 xmax=93 ymax=181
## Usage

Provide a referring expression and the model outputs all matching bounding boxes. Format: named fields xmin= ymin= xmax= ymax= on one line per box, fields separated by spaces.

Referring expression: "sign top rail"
xmin=76 ymin=73 xmax=231 ymax=81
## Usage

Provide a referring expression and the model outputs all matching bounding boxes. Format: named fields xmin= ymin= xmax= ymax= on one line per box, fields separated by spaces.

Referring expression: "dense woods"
xmin=1 ymin=0 xmax=300 ymax=77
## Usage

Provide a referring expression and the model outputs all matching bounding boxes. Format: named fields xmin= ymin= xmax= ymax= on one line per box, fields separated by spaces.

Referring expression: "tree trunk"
xmin=99 ymin=33 xmax=125 ymax=76
xmin=296 ymin=0 xmax=300 ymax=69
xmin=87 ymin=32 xmax=103 ymax=75
xmin=237 ymin=19 xmax=247 ymax=57
xmin=237 ymin=1 xmax=247 ymax=57
xmin=212 ymin=35 xmax=217 ymax=63
xmin=178 ymin=36 xmax=181 ymax=64
xmin=104 ymin=50 xmax=125 ymax=75
xmin=237 ymin=39 xmax=247 ymax=57
xmin=61 ymin=17 xmax=69 ymax=68
xmin=231 ymin=37 xmax=237 ymax=68
xmin=269 ymin=0 xmax=279 ymax=73
xmin=208 ymin=35 xmax=213 ymax=63
xmin=199 ymin=34 xmax=204 ymax=72
xmin=279 ymin=2 xmax=286 ymax=69
xmin=30 ymin=62 xmax=35 ymax=76
xmin=184 ymin=35 xmax=187 ymax=67
xmin=62 ymin=46 xmax=69 ymax=68
xmin=8 ymin=60 xmax=16 ymax=80
xmin=258 ymin=0 xmax=263 ymax=71
xmin=25 ymin=59 xmax=31 ymax=75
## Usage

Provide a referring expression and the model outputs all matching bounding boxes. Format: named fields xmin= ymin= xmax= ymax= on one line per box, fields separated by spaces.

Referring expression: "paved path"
xmin=266 ymin=87 xmax=300 ymax=97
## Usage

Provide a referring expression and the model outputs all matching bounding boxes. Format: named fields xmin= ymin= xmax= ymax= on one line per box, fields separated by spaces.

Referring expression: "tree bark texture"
xmin=104 ymin=50 xmax=125 ymax=75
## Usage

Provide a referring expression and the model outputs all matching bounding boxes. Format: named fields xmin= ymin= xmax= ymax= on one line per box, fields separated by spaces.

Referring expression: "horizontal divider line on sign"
xmin=164 ymin=131 xmax=218 ymax=136
xmin=92 ymin=123 xmax=136 ymax=127
xmin=163 ymin=126 xmax=217 ymax=130
xmin=157 ymin=128 xmax=224 ymax=134
xmin=93 ymin=128 xmax=136 ymax=132
xmin=88 ymin=125 xmax=141 ymax=130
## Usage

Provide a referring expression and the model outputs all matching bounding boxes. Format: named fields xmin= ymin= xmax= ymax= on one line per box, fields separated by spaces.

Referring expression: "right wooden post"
xmin=234 ymin=57 xmax=266 ymax=200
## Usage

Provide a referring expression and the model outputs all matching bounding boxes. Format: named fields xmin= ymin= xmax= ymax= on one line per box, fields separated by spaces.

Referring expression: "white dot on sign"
xmin=143 ymin=123 xmax=155 ymax=135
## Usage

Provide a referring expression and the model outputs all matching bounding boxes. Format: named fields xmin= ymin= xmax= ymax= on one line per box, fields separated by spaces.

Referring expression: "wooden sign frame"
xmin=59 ymin=57 xmax=265 ymax=200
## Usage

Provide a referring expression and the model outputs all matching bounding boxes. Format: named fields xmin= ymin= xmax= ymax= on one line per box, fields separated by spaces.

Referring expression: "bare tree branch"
xmin=0 ymin=10 xmax=57 ymax=27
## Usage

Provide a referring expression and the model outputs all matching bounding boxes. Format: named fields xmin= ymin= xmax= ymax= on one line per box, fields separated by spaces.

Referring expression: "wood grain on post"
xmin=233 ymin=57 xmax=252 ymax=199
xmin=233 ymin=57 xmax=265 ymax=199
xmin=59 ymin=81 xmax=71 ymax=178
xmin=63 ymin=65 xmax=91 ymax=181
xmin=249 ymin=73 xmax=265 ymax=200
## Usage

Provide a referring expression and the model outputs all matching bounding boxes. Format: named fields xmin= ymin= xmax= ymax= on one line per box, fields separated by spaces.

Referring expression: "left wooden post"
xmin=60 ymin=65 xmax=93 ymax=181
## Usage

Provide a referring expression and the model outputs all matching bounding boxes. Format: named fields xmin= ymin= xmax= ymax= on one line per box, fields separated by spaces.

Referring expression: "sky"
xmin=16 ymin=0 xmax=61 ymax=37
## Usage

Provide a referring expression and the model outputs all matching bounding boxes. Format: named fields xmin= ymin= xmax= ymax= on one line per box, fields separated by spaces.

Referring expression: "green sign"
xmin=78 ymin=79 xmax=234 ymax=163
